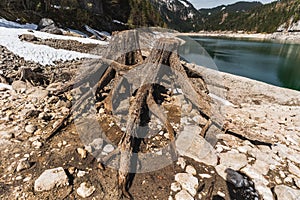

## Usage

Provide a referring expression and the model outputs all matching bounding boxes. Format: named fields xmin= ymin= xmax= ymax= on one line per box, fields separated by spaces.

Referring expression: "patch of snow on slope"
xmin=0 ymin=18 xmax=37 ymax=29
xmin=179 ymin=0 xmax=189 ymax=7
xmin=33 ymin=29 xmax=108 ymax=45
xmin=0 ymin=27 xmax=101 ymax=66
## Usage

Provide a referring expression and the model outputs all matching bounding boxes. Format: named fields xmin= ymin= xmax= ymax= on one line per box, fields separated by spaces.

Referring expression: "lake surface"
xmin=178 ymin=36 xmax=300 ymax=91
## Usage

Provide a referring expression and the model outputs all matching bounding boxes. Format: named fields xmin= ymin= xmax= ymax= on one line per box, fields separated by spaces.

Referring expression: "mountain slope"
xmin=199 ymin=1 xmax=263 ymax=15
xmin=149 ymin=0 xmax=203 ymax=32
xmin=198 ymin=0 xmax=300 ymax=33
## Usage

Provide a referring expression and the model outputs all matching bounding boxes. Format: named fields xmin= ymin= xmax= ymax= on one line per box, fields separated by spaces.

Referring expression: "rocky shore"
xmin=178 ymin=31 xmax=300 ymax=44
xmin=0 ymin=28 xmax=299 ymax=200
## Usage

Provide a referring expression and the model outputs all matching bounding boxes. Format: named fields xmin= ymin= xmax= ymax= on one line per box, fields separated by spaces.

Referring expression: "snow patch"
xmin=0 ymin=27 xmax=102 ymax=66
xmin=179 ymin=0 xmax=189 ymax=7
xmin=113 ymin=20 xmax=126 ymax=25
xmin=33 ymin=29 xmax=107 ymax=45
xmin=0 ymin=18 xmax=37 ymax=30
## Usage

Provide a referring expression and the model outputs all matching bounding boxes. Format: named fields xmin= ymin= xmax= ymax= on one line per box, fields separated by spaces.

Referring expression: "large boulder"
xmin=37 ymin=18 xmax=63 ymax=35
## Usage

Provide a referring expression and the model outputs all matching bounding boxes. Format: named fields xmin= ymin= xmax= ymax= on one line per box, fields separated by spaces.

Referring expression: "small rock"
xmin=32 ymin=140 xmax=42 ymax=149
xmin=16 ymin=158 xmax=31 ymax=172
xmin=217 ymin=191 xmax=226 ymax=197
xmin=76 ymin=182 xmax=95 ymax=198
xmin=68 ymin=167 xmax=76 ymax=175
xmin=99 ymin=108 xmax=105 ymax=114
xmin=274 ymin=176 xmax=282 ymax=184
xmin=77 ymin=148 xmax=87 ymax=159
xmin=175 ymin=190 xmax=193 ymax=200
xmin=177 ymin=157 xmax=186 ymax=169
xmin=176 ymin=126 xmax=217 ymax=166
xmin=77 ymin=170 xmax=87 ymax=177
xmin=185 ymin=165 xmax=196 ymax=175
xmin=85 ymin=145 xmax=92 ymax=153
xmin=279 ymin=171 xmax=286 ymax=178
xmin=25 ymin=124 xmax=37 ymax=134
xmin=19 ymin=34 xmax=38 ymax=42
xmin=284 ymin=176 xmax=293 ymax=184
xmin=175 ymin=173 xmax=198 ymax=196
xmin=34 ymin=167 xmax=69 ymax=192
xmin=23 ymin=175 xmax=32 ymax=182
xmin=171 ymin=182 xmax=181 ymax=192
xmin=103 ymin=144 xmax=114 ymax=153
xmin=199 ymin=173 xmax=212 ymax=179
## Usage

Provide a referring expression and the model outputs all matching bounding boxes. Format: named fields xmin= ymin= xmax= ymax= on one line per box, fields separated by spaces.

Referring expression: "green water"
xmin=180 ymin=36 xmax=300 ymax=91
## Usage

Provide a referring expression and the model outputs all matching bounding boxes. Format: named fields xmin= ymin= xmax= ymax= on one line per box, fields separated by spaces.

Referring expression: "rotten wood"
xmin=45 ymin=29 xmax=224 ymax=199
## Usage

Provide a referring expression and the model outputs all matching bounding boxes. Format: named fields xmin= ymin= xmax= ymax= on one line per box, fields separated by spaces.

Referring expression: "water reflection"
xmin=190 ymin=37 xmax=300 ymax=91
xmin=277 ymin=44 xmax=300 ymax=91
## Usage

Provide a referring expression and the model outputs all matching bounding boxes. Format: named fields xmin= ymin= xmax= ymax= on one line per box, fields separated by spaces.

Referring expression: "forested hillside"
xmin=1 ymin=0 xmax=300 ymax=33
xmin=0 ymin=0 xmax=165 ymax=32
xmin=199 ymin=0 xmax=300 ymax=33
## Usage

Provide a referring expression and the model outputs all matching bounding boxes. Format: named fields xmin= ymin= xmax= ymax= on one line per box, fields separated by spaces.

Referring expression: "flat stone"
xmin=205 ymin=125 xmax=221 ymax=146
xmin=175 ymin=173 xmax=198 ymax=196
xmin=219 ymin=151 xmax=248 ymax=170
xmin=12 ymin=80 xmax=27 ymax=93
xmin=249 ymin=148 xmax=279 ymax=165
xmin=251 ymin=159 xmax=270 ymax=175
xmin=274 ymin=185 xmax=300 ymax=200
xmin=237 ymin=145 xmax=252 ymax=154
xmin=34 ymin=167 xmax=69 ymax=192
xmin=76 ymin=182 xmax=95 ymax=198
xmin=273 ymin=144 xmax=300 ymax=164
xmin=175 ymin=190 xmax=193 ymax=200
xmin=16 ymin=158 xmax=31 ymax=172
xmin=176 ymin=125 xmax=217 ymax=166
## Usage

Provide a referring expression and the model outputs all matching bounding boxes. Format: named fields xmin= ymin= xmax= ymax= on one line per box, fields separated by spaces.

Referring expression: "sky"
xmin=189 ymin=0 xmax=276 ymax=9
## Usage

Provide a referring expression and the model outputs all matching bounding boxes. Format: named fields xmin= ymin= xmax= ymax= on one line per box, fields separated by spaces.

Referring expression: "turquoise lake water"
xmin=178 ymin=36 xmax=300 ymax=91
